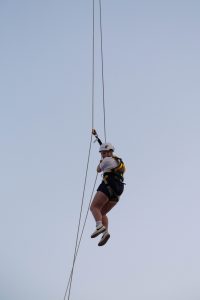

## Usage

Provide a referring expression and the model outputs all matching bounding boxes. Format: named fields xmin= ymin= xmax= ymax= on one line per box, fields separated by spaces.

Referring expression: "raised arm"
xmin=92 ymin=129 xmax=102 ymax=145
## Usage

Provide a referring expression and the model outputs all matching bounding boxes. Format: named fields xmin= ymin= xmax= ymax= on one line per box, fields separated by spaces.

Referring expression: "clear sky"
xmin=1 ymin=1 xmax=200 ymax=300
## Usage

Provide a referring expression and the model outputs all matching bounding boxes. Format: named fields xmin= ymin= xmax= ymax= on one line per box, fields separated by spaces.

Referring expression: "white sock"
xmin=96 ymin=221 xmax=102 ymax=227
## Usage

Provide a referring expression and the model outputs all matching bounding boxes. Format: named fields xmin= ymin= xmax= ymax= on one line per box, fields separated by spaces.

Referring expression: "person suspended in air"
xmin=90 ymin=129 xmax=125 ymax=246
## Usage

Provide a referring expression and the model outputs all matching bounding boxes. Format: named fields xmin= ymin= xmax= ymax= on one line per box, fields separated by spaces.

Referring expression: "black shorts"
xmin=97 ymin=177 xmax=124 ymax=202
xmin=97 ymin=181 xmax=119 ymax=202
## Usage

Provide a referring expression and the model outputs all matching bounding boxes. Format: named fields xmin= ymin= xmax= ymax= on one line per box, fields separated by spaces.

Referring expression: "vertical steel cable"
xmin=65 ymin=138 xmax=93 ymax=300
xmin=63 ymin=174 xmax=98 ymax=300
xmin=92 ymin=0 xmax=95 ymax=130
xmin=63 ymin=1 xmax=108 ymax=298
xmin=99 ymin=0 xmax=107 ymax=142
xmin=63 ymin=1 xmax=96 ymax=299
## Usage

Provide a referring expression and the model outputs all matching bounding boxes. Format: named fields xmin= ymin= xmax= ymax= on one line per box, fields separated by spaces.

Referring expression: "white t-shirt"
xmin=99 ymin=157 xmax=118 ymax=173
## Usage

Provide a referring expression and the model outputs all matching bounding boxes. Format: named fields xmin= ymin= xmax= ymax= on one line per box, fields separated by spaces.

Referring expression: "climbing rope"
xmin=99 ymin=0 xmax=107 ymax=142
xmin=63 ymin=172 xmax=98 ymax=300
xmin=64 ymin=135 xmax=93 ymax=300
xmin=63 ymin=1 xmax=107 ymax=299
xmin=63 ymin=173 xmax=98 ymax=300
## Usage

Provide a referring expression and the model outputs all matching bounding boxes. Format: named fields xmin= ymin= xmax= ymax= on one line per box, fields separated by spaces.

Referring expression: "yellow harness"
xmin=112 ymin=156 xmax=126 ymax=175
xmin=102 ymin=156 xmax=125 ymax=198
xmin=103 ymin=156 xmax=125 ymax=184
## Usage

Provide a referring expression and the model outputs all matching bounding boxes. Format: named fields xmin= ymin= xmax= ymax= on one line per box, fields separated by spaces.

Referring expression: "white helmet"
xmin=99 ymin=143 xmax=115 ymax=152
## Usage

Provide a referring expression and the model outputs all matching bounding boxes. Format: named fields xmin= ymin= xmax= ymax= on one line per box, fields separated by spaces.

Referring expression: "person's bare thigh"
xmin=91 ymin=191 xmax=109 ymax=210
xmin=101 ymin=200 xmax=117 ymax=215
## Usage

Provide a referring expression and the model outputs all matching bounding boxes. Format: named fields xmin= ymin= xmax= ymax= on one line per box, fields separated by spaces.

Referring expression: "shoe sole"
xmin=91 ymin=226 xmax=106 ymax=238
xmin=98 ymin=233 xmax=110 ymax=246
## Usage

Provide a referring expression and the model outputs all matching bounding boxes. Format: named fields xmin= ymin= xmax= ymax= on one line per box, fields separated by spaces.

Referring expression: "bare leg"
xmin=100 ymin=200 xmax=117 ymax=231
xmin=90 ymin=191 xmax=109 ymax=222
xmin=102 ymin=215 xmax=108 ymax=229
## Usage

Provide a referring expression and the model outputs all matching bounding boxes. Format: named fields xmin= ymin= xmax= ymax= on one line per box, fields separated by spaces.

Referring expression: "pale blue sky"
xmin=0 ymin=1 xmax=200 ymax=300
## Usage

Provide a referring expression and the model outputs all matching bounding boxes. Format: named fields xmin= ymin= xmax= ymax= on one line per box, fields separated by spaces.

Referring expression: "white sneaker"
xmin=91 ymin=224 xmax=106 ymax=238
xmin=98 ymin=232 xmax=110 ymax=246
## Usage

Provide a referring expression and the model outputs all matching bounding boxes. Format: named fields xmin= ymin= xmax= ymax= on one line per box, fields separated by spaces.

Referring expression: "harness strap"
xmin=112 ymin=157 xmax=126 ymax=174
xmin=103 ymin=172 xmax=124 ymax=182
xmin=103 ymin=157 xmax=125 ymax=181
